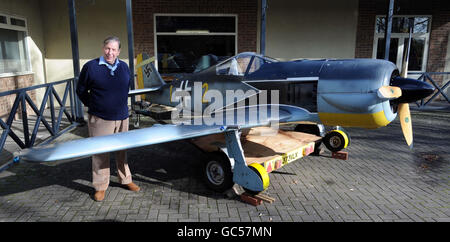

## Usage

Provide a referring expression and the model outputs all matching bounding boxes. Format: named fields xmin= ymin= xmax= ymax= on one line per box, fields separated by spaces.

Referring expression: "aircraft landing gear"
xmin=133 ymin=114 xmax=140 ymax=128
xmin=323 ymin=129 xmax=349 ymax=152
xmin=201 ymin=129 xmax=271 ymax=194
xmin=202 ymin=151 xmax=270 ymax=194
xmin=202 ymin=151 xmax=234 ymax=193
xmin=132 ymin=100 xmax=152 ymax=128
xmin=242 ymin=163 xmax=270 ymax=195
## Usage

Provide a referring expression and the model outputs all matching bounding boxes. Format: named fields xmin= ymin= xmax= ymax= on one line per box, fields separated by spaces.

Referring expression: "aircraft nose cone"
xmin=391 ymin=76 xmax=435 ymax=103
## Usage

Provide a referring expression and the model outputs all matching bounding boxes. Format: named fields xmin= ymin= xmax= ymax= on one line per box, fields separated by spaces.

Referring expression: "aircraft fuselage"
xmin=143 ymin=52 xmax=433 ymax=129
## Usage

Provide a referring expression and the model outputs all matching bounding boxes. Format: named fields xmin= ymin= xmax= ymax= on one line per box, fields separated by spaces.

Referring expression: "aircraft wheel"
xmin=323 ymin=130 xmax=349 ymax=152
xmin=203 ymin=152 xmax=234 ymax=193
xmin=242 ymin=163 xmax=270 ymax=195
xmin=334 ymin=126 xmax=351 ymax=147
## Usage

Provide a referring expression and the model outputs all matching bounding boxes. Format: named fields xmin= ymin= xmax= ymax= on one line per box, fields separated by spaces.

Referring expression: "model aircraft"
xmin=15 ymin=52 xmax=434 ymax=194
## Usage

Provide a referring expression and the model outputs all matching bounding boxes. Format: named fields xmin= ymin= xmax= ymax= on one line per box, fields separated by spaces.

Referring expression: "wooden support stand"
xmin=332 ymin=151 xmax=348 ymax=160
xmin=240 ymin=193 xmax=262 ymax=206
xmin=254 ymin=193 xmax=276 ymax=203
xmin=240 ymin=192 xmax=276 ymax=206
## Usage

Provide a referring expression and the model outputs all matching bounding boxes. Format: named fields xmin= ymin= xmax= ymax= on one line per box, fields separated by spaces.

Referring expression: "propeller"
xmin=377 ymin=86 xmax=402 ymax=100
xmin=378 ymin=19 xmax=434 ymax=148
xmin=399 ymin=46 xmax=414 ymax=149
xmin=387 ymin=38 xmax=433 ymax=148
xmin=398 ymin=19 xmax=414 ymax=149
xmin=377 ymin=76 xmax=434 ymax=149
xmin=377 ymin=76 xmax=433 ymax=148
xmin=398 ymin=102 xmax=413 ymax=147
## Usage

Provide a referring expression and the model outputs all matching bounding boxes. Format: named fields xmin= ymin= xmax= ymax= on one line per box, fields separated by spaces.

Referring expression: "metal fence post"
xmin=68 ymin=0 xmax=85 ymax=124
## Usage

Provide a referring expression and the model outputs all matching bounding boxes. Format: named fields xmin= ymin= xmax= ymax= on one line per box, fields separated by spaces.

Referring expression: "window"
xmin=373 ymin=16 xmax=430 ymax=72
xmin=216 ymin=52 xmax=277 ymax=76
xmin=0 ymin=14 xmax=30 ymax=75
xmin=155 ymin=14 xmax=237 ymax=74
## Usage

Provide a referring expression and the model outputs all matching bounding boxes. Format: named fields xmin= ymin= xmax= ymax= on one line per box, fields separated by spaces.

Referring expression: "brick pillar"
xmin=0 ymin=74 xmax=36 ymax=120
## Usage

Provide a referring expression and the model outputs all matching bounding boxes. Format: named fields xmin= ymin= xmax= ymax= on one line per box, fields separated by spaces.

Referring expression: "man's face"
xmin=103 ymin=41 xmax=120 ymax=65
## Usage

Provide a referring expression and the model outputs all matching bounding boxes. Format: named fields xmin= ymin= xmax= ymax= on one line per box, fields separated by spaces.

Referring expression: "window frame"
xmin=153 ymin=13 xmax=238 ymax=71
xmin=216 ymin=52 xmax=277 ymax=76
xmin=372 ymin=15 xmax=431 ymax=73
xmin=0 ymin=12 xmax=32 ymax=77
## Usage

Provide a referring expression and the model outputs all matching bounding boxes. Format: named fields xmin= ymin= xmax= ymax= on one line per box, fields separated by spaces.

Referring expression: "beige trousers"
xmin=88 ymin=114 xmax=132 ymax=191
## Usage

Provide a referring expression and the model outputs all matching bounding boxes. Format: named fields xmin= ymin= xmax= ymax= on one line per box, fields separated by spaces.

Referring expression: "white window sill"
xmin=0 ymin=71 xmax=34 ymax=78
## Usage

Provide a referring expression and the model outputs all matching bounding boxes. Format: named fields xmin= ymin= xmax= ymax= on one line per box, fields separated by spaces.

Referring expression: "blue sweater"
xmin=76 ymin=58 xmax=131 ymax=120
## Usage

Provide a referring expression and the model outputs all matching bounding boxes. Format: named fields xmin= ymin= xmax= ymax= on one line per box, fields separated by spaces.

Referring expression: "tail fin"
xmin=133 ymin=53 xmax=166 ymax=98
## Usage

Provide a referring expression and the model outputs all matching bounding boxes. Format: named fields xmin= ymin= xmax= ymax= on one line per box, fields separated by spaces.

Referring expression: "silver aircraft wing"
xmin=17 ymin=124 xmax=225 ymax=162
xmin=16 ymin=104 xmax=318 ymax=163
xmin=128 ymin=87 xmax=162 ymax=96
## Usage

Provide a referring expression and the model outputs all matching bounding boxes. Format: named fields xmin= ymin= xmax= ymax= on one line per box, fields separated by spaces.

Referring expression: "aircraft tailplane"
xmin=132 ymin=53 xmax=166 ymax=98
xmin=136 ymin=53 xmax=166 ymax=88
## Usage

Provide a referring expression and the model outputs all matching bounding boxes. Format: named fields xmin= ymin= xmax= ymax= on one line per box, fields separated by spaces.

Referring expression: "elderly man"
xmin=76 ymin=36 xmax=140 ymax=202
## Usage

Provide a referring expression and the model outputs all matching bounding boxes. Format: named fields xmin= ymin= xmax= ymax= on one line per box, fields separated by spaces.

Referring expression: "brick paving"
xmin=0 ymin=107 xmax=448 ymax=222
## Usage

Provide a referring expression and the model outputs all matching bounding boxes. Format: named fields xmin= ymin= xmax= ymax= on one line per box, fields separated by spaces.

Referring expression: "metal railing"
xmin=0 ymin=78 xmax=78 ymax=165
xmin=414 ymin=72 xmax=450 ymax=107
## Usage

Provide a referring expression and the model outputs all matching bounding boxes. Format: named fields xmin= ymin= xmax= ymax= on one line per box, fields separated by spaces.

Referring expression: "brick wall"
xmin=0 ymin=74 xmax=36 ymax=120
xmin=132 ymin=0 xmax=258 ymax=57
xmin=355 ymin=0 xmax=450 ymax=74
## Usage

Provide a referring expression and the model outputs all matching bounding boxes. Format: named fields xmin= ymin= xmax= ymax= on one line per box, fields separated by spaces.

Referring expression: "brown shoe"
xmin=94 ymin=190 xmax=106 ymax=201
xmin=124 ymin=182 xmax=140 ymax=192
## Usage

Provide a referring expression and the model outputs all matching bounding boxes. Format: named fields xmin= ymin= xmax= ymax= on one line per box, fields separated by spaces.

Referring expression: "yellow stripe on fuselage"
xmin=136 ymin=54 xmax=145 ymax=99
xmin=318 ymin=111 xmax=391 ymax=129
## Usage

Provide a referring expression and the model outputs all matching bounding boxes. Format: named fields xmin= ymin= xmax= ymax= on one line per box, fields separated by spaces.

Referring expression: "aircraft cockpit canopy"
xmin=216 ymin=52 xmax=277 ymax=76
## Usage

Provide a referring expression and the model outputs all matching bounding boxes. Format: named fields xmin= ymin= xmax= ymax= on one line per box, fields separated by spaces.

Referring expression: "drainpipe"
xmin=126 ymin=0 xmax=136 ymax=105
xmin=260 ymin=0 xmax=267 ymax=56
xmin=384 ymin=0 xmax=394 ymax=61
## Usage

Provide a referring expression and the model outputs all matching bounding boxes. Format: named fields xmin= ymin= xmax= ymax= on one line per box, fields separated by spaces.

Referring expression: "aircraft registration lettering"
xmin=170 ymin=81 xmax=191 ymax=105
xmin=202 ymin=83 xmax=209 ymax=103
xmin=181 ymin=81 xmax=190 ymax=108
xmin=170 ymin=82 xmax=209 ymax=104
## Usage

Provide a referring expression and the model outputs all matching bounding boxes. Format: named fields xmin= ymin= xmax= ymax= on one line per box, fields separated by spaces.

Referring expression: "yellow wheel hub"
xmin=248 ymin=163 xmax=270 ymax=191
xmin=331 ymin=130 xmax=349 ymax=149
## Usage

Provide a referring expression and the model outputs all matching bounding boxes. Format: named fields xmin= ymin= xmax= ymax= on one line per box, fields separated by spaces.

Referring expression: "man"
xmin=76 ymin=36 xmax=140 ymax=202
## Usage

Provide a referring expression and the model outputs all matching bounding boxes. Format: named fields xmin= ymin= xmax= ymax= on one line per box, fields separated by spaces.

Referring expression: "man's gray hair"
xmin=103 ymin=36 xmax=121 ymax=49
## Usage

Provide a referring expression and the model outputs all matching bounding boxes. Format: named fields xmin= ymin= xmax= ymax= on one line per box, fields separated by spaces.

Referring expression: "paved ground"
xmin=0 ymin=105 xmax=448 ymax=222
